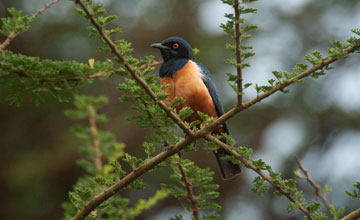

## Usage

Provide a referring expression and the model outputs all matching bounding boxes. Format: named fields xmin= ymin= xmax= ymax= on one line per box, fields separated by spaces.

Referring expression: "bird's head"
xmin=151 ymin=37 xmax=194 ymax=61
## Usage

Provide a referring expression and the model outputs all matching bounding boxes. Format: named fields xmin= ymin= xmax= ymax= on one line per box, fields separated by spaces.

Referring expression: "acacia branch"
xmin=0 ymin=0 xmax=61 ymax=53
xmin=87 ymin=105 xmax=102 ymax=171
xmin=295 ymin=156 xmax=333 ymax=216
xmin=233 ymin=0 xmax=243 ymax=104
xmin=69 ymin=38 xmax=360 ymax=219
xmin=204 ymin=134 xmax=315 ymax=220
xmin=75 ymin=0 xmax=192 ymax=137
xmin=176 ymin=162 xmax=201 ymax=220
xmin=72 ymin=1 xmax=360 ymax=220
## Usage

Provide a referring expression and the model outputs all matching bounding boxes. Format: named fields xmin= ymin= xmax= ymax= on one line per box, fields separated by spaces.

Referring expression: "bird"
xmin=151 ymin=36 xmax=242 ymax=179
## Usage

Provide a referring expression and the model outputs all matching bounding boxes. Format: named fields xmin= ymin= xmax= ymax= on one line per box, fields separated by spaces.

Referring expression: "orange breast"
xmin=160 ymin=60 xmax=217 ymax=123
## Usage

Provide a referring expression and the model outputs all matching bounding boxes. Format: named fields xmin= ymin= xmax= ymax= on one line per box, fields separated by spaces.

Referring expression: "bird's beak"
xmin=151 ymin=43 xmax=170 ymax=50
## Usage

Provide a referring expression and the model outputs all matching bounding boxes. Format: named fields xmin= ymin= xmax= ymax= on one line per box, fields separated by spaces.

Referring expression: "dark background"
xmin=0 ymin=0 xmax=360 ymax=219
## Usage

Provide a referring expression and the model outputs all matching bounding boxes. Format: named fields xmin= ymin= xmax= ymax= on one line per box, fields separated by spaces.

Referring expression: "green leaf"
xmin=129 ymin=178 xmax=146 ymax=190
xmin=307 ymin=200 xmax=321 ymax=213
xmin=345 ymin=182 xmax=360 ymax=200
xmin=286 ymin=202 xmax=299 ymax=213
xmin=226 ymin=72 xmax=238 ymax=81
xmin=322 ymin=184 xmax=332 ymax=194
xmin=179 ymin=107 xmax=193 ymax=120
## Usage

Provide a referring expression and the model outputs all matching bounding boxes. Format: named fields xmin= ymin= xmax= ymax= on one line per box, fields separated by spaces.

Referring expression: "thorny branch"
xmin=295 ymin=156 xmax=333 ymax=216
xmin=233 ymin=0 xmax=243 ymax=105
xmin=0 ymin=0 xmax=61 ymax=53
xmin=71 ymin=1 xmax=360 ymax=220
xmin=176 ymin=162 xmax=201 ymax=220
xmin=205 ymin=134 xmax=315 ymax=220
xmin=75 ymin=0 xmax=192 ymax=137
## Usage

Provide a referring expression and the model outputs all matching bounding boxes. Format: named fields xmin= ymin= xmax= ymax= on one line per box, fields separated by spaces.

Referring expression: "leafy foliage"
xmin=0 ymin=8 xmax=33 ymax=36
xmin=0 ymin=50 xmax=114 ymax=106
xmin=345 ymin=182 xmax=360 ymax=200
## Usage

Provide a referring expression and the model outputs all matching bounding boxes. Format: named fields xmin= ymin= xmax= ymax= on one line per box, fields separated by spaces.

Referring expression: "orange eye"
xmin=172 ymin=43 xmax=179 ymax=49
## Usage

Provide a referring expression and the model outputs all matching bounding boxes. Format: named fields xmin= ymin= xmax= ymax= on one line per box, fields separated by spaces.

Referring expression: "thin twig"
xmin=233 ymin=0 xmax=243 ymax=105
xmin=204 ymin=134 xmax=315 ymax=220
xmin=0 ymin=0 xmax=61 ymax=53
xmin=87 ymin=105 xmax=102 ymax=171
xmin=176 ymin=162 xmax=201 ymax=220
xmin=341 ymin=208 xmax=360 ymax=220
xmin=295 ymin=156 xmax=333 ymax=216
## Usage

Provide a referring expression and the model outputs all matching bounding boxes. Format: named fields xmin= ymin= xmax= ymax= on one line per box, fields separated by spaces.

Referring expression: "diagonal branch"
xmin=295 ymin=156 xmax=333 ymax=216
xmin=0 ymin=0 xmax=61 ymax=53
xmin=233 ymin=0 xmax=243 ymax=104
xmin=69 ymin=38 xmax=360 ymax=219
xmin=204 ymin=134 xmax=315 ymax=220
xmin=71 ymin=1 xmax=360 ymax=220
xmin=176 ymin=162 xmax=201 ymax=220
xmin=75 ymin=0 xmax=192 ymax=137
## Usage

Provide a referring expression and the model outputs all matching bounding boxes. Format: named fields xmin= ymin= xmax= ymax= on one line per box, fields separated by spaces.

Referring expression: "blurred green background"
xmin=1 ymin=0 xmax=360 ymax=219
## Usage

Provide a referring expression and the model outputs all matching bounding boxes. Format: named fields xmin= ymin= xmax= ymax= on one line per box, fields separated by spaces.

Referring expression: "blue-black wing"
xmin=194 ymin=60 xmax=241 ymax=179
xmin=194 ymin=60 xmax=229 ymax=134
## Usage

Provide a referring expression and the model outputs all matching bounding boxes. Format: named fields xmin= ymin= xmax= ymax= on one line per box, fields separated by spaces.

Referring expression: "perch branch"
xmin=69 ymin=37 xmax=360 ymax=218
xmin=71 ymin=1 xmax=360 ymax=219
xmin=75 ymin=0 xmax=192 ymax=136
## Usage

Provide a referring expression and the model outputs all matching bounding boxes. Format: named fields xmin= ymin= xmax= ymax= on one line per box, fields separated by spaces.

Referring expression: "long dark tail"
xmin=214 ymin=148 xmax=242 ymax=179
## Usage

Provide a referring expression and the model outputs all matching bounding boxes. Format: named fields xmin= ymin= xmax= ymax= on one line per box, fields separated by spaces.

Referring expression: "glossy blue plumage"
xmin=193 ymin=60 xmax=229 ymax=134
xmin=159 ymin=56 xmax=228 ymax=134
xmin=159 ymin=58 xmax=188 ymax=77
xmin=151 ymin=37 xmax=241 ymax=179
